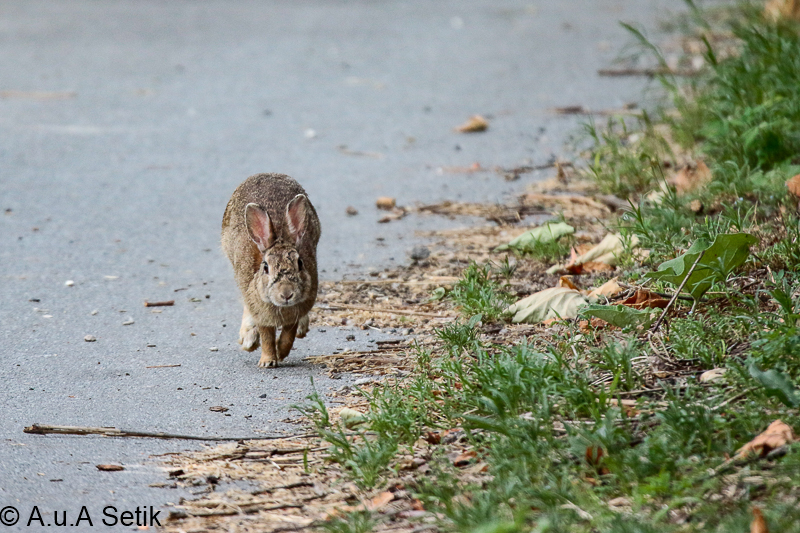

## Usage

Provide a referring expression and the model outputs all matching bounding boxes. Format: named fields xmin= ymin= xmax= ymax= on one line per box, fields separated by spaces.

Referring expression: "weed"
xmin=449 ymin=262 xmax=513 ymax=321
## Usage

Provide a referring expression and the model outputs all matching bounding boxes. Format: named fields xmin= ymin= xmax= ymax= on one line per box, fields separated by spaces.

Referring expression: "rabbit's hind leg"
xmin=239 ymin=306 xmax=260 ymax=352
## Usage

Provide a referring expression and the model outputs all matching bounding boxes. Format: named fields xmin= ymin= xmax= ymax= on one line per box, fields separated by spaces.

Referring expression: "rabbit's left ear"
xmin=285 ymin=194 xmax=308 ymax=244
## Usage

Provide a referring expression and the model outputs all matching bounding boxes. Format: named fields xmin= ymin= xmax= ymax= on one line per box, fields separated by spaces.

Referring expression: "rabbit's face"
xmin=255 ymin=244 xmax=311 ymax=307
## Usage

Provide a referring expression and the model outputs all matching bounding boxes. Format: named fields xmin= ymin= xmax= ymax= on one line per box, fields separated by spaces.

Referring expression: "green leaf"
xmin=749 ymin=364 xmax=800 ymax=408
xmin=428 ymin=286 xmax=446 ymax=302
xmin=644 ymin=233 xmax=758 ymax=299
xmin=495 ymin=222 xmax=574 ymax=252
xmin=580 ymin=304 xmax=659 ymax=330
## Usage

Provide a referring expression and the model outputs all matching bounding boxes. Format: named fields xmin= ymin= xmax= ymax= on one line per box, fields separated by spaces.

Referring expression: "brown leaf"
xmin=376 ymin=197 xmax=396 ymax=210
xmin=411 ymin=499 xmax=425 ymax=511
xmin=786 ymin=174 xmax=800 ymax=199
xmin=751 ymin=507 xmax=769 ymax=533
xmin=424 ymin=431 xmax=442 ymax=445
xmin=454 ymin=115 xmax=488 ymax=133
xmin=622 ymin=290 xmax=669 ymax=309
xmin=558 ymin=276 xmax=580 ymax=290
xmin=737 ymin=420 xmax=796 ymax=458
xmin=671 ymin=160 xmax=711 ymax=194
xmin=365 ymin=491 xmax=394 ymax=511
xmin=96 ymin=464 xmax=124 ymax=471
xmin=766 ymin=0 xmax=800 ymax=21
xmin=209 ymin=406 xmax=229 ymax=413
xmin=453 ymin=450 xmax=477 ymax=467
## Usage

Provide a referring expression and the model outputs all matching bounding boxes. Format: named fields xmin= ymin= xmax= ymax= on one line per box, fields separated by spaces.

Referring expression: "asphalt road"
xmin=0 ymin=0 xmax=677 ymax=529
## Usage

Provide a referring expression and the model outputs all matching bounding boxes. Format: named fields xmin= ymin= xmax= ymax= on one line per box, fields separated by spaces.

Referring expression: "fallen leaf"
xmin=377 ymin=207 xmax=407 ymax=223
xmin=209 ymin=406 xmax=229 ymax=413
xmin=766 ymin=0 xmax=800 ymax=21
xmin=751 ymin=507 xmax=769 ymax=533
xmin=621 ymin=290 xmax=669 ymax=309
xmin=671 ymin=160 xmax=712 ymax=194
xmin=506 ymin=287 xmax=588 ymax=324
xmin=587 ymin=279 xmax=622 ymax=300
xmin=411 ymin=499 xmax=425 ymax=511
xmin=495 ymin=222 xmax=574 ymax=253
xmin=700 ymin=368 xmax=727 ymax=383
xmin=365 ymin=491 xmax=394 ymax=511
xmin=786 ymin=174 xmax=800 ymax=198
xmin=454 ymin=115 xmax=488 ymax=133
xmin=96 ymin=464 xmax=124 ymax=471
xmin=737 ymin=420 xmax=796 ymax=458
xmin=580 ymin=304 xmax=658 ymax=330
xmin=376 ymin=197 xmax=396 ymax=210
xmin=339 ymin=407 xmax=367 ymax=429
xmin=549 ymin=233 xmax=636 ymax=274
xmin=453 ymin=450 xmax=477 ymax=467
xmin=558 ymin=276 xmax=580 ymax=291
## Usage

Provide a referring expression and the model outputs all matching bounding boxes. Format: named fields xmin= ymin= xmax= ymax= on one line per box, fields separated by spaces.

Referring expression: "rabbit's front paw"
xmin=239 ymin=309 xmax=260 ymax=352
xmin=296 ymin=314 xmax=309 ymax=339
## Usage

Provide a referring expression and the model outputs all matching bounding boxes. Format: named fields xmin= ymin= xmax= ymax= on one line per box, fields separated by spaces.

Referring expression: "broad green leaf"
xmin=749 ymin=365 xmax=800 ymax=408
xmin=580 ymin=304 xmax=659 ymax=330
xmin=428 ymin=286 xmax=446 ymax=302
xmin=644 ymin=233 xmax=758 ymax=299
xmin=495 ymin=222 xmax=574 ymax=252
xmin=505 ymin=287 xmax=588 ymax=324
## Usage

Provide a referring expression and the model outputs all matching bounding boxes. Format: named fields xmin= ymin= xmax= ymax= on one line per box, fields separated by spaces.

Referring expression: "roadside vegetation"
xmin=304 ymin=3 xmax=800 ymax=532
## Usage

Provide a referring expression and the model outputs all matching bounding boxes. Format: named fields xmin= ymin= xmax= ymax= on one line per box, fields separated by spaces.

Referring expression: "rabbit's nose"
xmin=280 ymin=289 xmax=294 ymax=303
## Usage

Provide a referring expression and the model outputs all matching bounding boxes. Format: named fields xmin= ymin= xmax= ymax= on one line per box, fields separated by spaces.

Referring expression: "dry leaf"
xmin=621 ymin=290 xmax=669 ymax=309
xmin=549 ymin=233 xmax=637 ymax=274
xmin=378 ymin=207 xmax=407 ymax=223
xmin=506 ymin=287 xmax=589 ymax=323
xmin=700 ymin=368 xmax=727 ymax=383
xmin=454 ymin=115 xmax=488 ymax=133
xmin=209 ymin=406 xmax=229 ymax=413
xmin=671 ymin=160 xmax=712 ymax=194
xmin=376 ymin=197 xmax=396 ymax=210
xmin=558 ymin=276 xmax=580 ymax=290
xmin=786 ymin=174 xmax=800 ymax=199
xmin=737 ymin=420 xmax=796 ymax=458
xmin=766 ymin=0 xmax=800 ymax=21
xmin=365 ymin=491 xmax=394 ymax=511
xmin=96 ymin=464 xmax=124 ymax=471
xmin=751 ymin=507 xmax=769 ymax=533
xmin=587 ymin=279 xmax=622 ymax=300
xmin=453 ymin=450 xmax=477 ymax=467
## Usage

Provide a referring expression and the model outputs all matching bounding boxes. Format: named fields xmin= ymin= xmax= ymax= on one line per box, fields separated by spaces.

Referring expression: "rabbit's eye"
xmin=297 ymin=258 xmax=304 ymax=271
xmin=263 ymin=262 xmax=269 ymax=274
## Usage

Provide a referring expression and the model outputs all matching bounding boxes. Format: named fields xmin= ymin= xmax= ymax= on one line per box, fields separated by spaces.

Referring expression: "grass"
xmin=299 ymin=4 xmax=800 ymax=532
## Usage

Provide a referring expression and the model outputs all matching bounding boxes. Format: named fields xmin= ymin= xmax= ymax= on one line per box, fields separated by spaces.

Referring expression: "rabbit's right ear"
xmin=245 ymin=203 xmax=275 ymax=252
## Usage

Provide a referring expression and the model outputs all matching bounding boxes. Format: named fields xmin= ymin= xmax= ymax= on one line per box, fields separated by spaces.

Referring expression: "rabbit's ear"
xmin=285 ymin=194 xmax=308 ymax=244
xmin=245 ymin=203 xmax=275 ymax=252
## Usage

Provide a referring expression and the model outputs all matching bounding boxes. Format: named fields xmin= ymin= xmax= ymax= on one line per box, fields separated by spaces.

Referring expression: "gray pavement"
xmin=0 ymin=0 xmax=678 ymax=530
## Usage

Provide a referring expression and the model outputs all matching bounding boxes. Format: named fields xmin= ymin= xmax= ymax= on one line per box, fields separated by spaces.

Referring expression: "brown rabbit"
xmin=221 ymin=173 xmax=320 ymax=367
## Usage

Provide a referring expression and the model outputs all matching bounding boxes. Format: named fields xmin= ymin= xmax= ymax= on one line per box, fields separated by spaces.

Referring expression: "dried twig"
xmin=144 ymin=300 xmax=175 ymax=307
xmin=316 ymin=304 xmax=454 ymax=319
xmin=146 ymin=364 xmax=181 ymax=369
xmin=23 ymin=423 xmax=317 ymax=442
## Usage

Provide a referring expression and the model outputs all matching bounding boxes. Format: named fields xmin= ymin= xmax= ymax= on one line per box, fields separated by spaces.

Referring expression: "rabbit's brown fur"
xmin=221 ymin=173 xmax=320 ymax=367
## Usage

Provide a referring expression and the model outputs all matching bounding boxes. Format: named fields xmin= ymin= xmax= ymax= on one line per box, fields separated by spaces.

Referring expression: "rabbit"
xmin=221 ymin=173 xmax=320 ymax=367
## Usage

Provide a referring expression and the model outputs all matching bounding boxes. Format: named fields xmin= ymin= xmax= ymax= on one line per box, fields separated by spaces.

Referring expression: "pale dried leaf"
xmin=587 ymin=278 xmax=622 ymax=301
xmin=737 ymin=420 xmax=796 ymax=458
xmin=671 ymin=160 xmax=712 ymax=194
xmin=786 ymin=174 xmax=800 ymax=199
xmin=506 ymin=287 xmax=588 ymax=323
xmin=454 ymin=115 xmax=488 ymax=133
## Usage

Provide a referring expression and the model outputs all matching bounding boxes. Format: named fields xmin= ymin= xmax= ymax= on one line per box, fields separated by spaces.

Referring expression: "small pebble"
xmin=209 ymin=347 xmax=218 ymax=352
xmin=410 ymin=246 xmax=430 ymax=261
xmin=122 ymin=319 xmax=135 ymax=326
xmin=84 ymin=335 xmax=97 ymax=342
xmin=346 ymin=206 xmax=358 ymax=216
xmin=90 ymin=310 xmax=98 ymax=316
xmin=259 ymin=393 xmax=267 ymax=399
xmin=345 ymin=334 xmax=355 ymax=341
xmin=65 ymin=280 xmax=74 ymax=287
